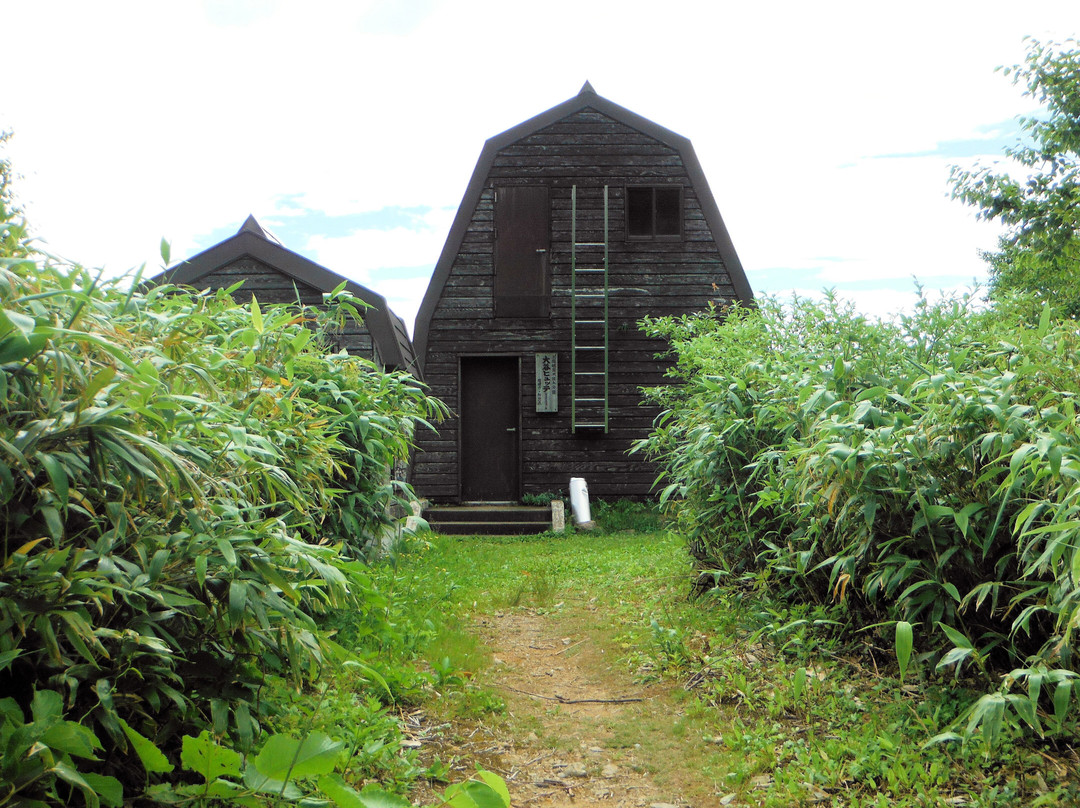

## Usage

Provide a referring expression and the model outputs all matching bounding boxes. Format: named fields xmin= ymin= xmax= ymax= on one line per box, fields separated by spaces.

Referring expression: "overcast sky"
xmin=4 ymin=1 xmax=1078 ymax=333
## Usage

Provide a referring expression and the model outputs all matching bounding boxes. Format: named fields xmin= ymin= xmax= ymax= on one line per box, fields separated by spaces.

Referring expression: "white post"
xmin=569 ymin=478 xmax=595 ymax=529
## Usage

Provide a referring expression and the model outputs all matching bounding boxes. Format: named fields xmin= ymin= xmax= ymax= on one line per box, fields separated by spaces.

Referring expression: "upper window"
xmin=626 ymin=186 xmax=682 ymax=240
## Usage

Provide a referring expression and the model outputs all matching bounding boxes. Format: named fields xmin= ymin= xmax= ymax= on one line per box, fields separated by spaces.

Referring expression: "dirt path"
xmin=414 ymin=606 xmax=725 ymax=808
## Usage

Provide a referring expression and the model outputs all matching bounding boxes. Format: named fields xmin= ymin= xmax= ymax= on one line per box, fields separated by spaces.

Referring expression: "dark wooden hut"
xmin=412 ymin=83 xmax=754 ymax=503
xmin=152 ymin=215 xmax=417 ymax=374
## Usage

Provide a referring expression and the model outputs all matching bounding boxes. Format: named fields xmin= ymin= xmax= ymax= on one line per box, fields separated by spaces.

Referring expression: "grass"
xmin=424 ymin=614 xmax=489 ymax=676
xmin=397 ymin=504 xmax=1080 ymax=807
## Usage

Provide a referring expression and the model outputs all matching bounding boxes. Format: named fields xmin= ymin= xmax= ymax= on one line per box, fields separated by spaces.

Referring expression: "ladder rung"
xmin=575 ymin=242 xmax=606 ymax=247
xmin=575 ymin=319 xmax=604 ymax=324
xmin=574 ymin=423 xmax=607 ymax=428
xmin=576 ymin=398 xmax=605 ymax=403
xmin=575 ymin=293 xmax=605 ymax=298
xmin=575 ymin=267 xmax=605 ymax=272
xmin=575 ymin=346 xmax=605 ymax=351
xmin=576 ymin=371 xmax=604 ymax=376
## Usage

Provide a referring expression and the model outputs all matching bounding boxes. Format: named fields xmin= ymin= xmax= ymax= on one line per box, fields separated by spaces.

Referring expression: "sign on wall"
xmin=536 ymin=353 xmax=558 ymax=412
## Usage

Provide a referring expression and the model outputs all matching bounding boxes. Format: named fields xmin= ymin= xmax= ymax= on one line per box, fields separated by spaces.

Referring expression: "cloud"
xmin=367 ymin=273 xmax=434 ymax=334
xmin=3 ymin=0 xmax=1077 ymax=327
xmin=774 ymin=282 xmax=986 ymax=323
xmin=724 ymin=149 xmax=1002 ymax=294
xmin=301 ymin=207 xmax=453 ymax=280
xmin=202 ymin=0 xmax=278 ymax=27
xmin=870 ymin=120 xmax=1030 ymax=160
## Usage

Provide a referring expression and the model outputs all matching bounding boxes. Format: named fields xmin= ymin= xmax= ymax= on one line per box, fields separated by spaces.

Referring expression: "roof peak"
xmin=578 ymin=80 xmax=597 ymax=96
xmin=238 ymin=214 xmax=265 ymax=237
xmin=237 ymin=214 xmax=283 ymax=245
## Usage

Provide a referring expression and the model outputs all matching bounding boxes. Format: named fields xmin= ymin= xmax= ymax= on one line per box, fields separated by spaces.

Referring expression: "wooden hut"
xmin=152 ymin=215 xmax=417 ymax=375
xmin=412 ymin=83 xmax=754 ymax=504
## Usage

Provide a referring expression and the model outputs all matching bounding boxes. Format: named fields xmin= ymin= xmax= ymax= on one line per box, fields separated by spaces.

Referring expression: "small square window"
xmin=626 ymin=186 xmax=682 ymax=239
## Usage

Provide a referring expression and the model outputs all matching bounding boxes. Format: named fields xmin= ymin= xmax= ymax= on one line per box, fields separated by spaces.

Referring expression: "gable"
xmin=413 ymin=85 xmax=753 ymax=369
xmin=195 ymin=256 xmax=325 ymax=305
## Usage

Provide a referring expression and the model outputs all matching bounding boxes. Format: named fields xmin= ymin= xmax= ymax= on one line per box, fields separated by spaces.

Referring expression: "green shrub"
xmin=639 ymin=290 xmax=1080 ymax=745
xmin=0 ymin=178 xmax=445 ymax=803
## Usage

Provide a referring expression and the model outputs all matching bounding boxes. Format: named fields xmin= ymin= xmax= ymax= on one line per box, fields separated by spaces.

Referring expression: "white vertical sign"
xmin=536 ymin=353 xmax=558 ymax=412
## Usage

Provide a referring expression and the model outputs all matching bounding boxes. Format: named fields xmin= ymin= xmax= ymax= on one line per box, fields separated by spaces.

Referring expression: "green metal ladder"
xmin=570 ymin=185 xmax=609 ymax=433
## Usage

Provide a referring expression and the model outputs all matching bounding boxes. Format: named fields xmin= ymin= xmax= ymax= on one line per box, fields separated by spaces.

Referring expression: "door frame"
xmin=457 ymin=354 xmax=522 ymax=503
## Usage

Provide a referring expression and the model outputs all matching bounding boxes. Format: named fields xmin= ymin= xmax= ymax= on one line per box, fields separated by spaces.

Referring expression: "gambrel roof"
xmin=152 ymin=216 xmax=417 ymax=374
xmin=413 ymin=82 xmax=754 ymax=369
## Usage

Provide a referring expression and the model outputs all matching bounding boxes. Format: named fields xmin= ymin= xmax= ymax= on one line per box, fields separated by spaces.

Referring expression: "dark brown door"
xmin=460 ymin=357 xmax=520 ymax=502
xmin=495 ymin=186 xmax=550 ymax=317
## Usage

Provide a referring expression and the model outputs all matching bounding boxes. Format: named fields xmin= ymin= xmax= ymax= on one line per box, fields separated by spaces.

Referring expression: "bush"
xmin=638 ymin=290 xmax=1080 ymax=744
xmin=0 ymin=180 xmax=446 ymax=803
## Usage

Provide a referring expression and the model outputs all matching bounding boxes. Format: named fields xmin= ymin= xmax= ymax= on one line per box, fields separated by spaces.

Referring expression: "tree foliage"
xmin=951 ymin=38 xmax=1080 ymax=315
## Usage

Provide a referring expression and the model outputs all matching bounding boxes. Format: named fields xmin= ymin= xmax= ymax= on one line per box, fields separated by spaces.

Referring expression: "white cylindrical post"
xmin=569 ymin=477 xmax=594 ymax=528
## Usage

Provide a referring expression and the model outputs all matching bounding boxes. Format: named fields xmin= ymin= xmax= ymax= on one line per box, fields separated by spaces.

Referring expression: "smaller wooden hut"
xmin=151 ymin=216 xmax=417 ymax=375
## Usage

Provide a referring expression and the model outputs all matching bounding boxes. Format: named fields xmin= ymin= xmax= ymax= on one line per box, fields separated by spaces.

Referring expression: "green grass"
xmin=398 ymin=505 xmax=1080 ymax=807
xmin=415 ymin=508 xmax=688 ymax=613
xmin=423 ymin=614 xmax=488 ymax=674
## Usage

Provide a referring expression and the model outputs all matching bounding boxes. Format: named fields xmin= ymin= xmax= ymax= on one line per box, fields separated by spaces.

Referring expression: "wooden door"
xmin=460 ymin=357 xmax=520 ymax=501
xmin=494 ymin=186 xmax=550 ymax=317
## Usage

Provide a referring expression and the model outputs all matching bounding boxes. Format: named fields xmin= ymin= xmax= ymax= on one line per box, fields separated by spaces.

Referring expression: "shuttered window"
xmin=494 ymin=186 xmax=551 ymax=317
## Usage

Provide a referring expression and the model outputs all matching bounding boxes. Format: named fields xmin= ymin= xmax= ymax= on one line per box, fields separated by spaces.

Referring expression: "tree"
xmin=951 ymin=38 xmax=1080 ymax=316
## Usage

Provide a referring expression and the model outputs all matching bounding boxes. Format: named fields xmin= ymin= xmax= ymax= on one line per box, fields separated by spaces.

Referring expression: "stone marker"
xmin=551 ymin=500 xmax=565 ymax=533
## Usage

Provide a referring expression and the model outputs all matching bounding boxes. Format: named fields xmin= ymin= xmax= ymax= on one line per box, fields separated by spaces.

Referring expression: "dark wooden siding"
xmin=200 ymin=257 xmax=379 ymax=363
xmin=413 ymin=108 xmax=739 ymax=502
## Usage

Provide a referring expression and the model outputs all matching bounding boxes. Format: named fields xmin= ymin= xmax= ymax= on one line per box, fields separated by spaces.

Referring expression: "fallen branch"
xmin=501 ymin=684 xmax=644 ymax=704
xmin=521 ymin=750 xmax=557 ymax=768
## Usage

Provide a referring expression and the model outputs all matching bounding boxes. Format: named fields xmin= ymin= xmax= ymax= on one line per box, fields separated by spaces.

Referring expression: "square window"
xmin=626 ymin=186 xmax=682 ymax=239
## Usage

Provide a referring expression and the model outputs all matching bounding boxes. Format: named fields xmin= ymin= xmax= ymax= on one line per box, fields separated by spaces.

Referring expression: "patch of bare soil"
xmin=412 ymin=607 xmax=712 ymax=808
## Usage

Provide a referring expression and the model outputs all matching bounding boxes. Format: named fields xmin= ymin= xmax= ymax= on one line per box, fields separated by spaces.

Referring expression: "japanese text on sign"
xmin=536 ymin=353 xmax=557 ymax=412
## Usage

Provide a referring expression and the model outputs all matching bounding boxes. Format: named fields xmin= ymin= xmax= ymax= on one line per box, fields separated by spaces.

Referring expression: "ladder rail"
xmin=570 ymin=185 xmax=610 ymax=433
xmin=571 ymin=186 xmax=578 ymax=431
xmin=603 ymin=186 xmax=609 ymax=432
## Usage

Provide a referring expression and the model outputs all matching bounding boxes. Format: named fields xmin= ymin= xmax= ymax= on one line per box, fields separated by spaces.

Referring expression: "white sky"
xmin=3 ymin=1 xmax=1078 ymax=333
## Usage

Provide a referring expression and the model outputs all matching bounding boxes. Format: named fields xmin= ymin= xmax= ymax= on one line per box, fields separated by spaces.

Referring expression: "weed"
xmin=521 ymin=491 xmax=564 ymax=506
xmin=499 ymin=568 xmax=559 ymax=609
xmin=449 ymin=687 xmax=507 ymax=719
xmin=591 ymin=499 xmax=665 ymax=533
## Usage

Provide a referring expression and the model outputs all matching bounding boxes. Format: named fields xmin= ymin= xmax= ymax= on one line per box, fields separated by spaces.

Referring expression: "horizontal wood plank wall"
xmin=413 ymin=109 xmax=740 ymax=502
xmin=200 ymin=258 xmax=378 ymax=363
